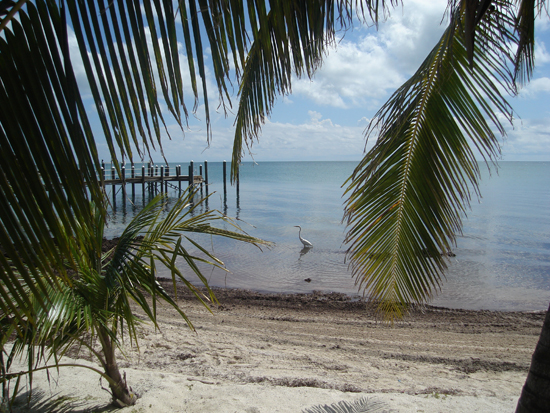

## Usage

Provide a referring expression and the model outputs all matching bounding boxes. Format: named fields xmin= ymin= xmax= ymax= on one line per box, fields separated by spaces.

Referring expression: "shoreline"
xmin=9 ymin=279 xmax=545 ymax=412
xmin=105 ymin=237 xmax=550 ymax=313
xmin=168 ymin=280 xmax=549 ymax=315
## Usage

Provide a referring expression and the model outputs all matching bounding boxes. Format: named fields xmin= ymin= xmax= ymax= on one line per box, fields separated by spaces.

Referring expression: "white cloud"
xmin=519 ymin=77 xmax=550 ymax=98
xmin=308 ymin=111 xmax=323 ymax=121
xmin=89 ymin=0 xmax=550 ymax=163
xmin=376 ymin=0 xmax=449 ymax=72
xmin=536 ymin=11 xmax=550 ymax=32
xmin=290 ymin=0 xmax=448 ymax=108
xmin=117 ymin=110 xmax=372 ymax=164
xmin=293 ymin=35 xmax=404 ymax=108
xmin=535 ymin=40 xmax=550 ymax=64
xmin=502 ymin=118 xmax=550 ymax=160
xmin=240 ymin=114 xmax=371 ymax=161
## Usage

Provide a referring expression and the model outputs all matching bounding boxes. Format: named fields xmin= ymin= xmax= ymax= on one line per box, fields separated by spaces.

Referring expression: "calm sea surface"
xmin=105 ymin=161 xmax=550 ymax=312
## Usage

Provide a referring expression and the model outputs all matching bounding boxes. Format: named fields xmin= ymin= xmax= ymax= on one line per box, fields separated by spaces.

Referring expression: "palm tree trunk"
xmin=1 ymin=350 xmax=6 ymax=402
xmin=97 ymin=327 xmax=137 ymax=406
xmin=516 ymin=302 xmax=550 ymax=412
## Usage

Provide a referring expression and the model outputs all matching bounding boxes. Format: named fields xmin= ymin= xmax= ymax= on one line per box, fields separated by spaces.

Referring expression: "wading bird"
xmin=294 ymin=225 xmax=313 ymax=248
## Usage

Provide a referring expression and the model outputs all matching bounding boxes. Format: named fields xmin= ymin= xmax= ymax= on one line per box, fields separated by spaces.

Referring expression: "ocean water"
xmin=104 ymin=161 xmax=550 ymax=312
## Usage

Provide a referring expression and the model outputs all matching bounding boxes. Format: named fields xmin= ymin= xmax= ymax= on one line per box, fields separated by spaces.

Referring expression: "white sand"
xmin=6 ymin=287 xmax=542 ymax=412
xmin=8 ymin=362 xmax=519 ymax=412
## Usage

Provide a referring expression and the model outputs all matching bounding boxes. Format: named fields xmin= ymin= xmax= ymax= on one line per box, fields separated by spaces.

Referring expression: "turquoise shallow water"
xmin=105 ymin=161 xmax=550 ymax=311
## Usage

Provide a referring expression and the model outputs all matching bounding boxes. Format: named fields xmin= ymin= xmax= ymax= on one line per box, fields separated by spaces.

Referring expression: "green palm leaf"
xmin=514 ymin=0 xmax=546 ymax=84
xmin=343 ymin=3 xmax=517 ymax=320
xmin=230 ymin=0 xmax=393 ymax=181
xmin=0 ymin=0 xmax=255 ymax=325
xmin=0 ymin=1 xmax=101 ymax=322
xmin=2 ymin=189 xmax=269 ymax=402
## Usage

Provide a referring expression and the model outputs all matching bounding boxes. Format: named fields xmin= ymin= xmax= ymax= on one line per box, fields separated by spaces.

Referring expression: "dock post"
xmin=131 ymin=163 xmax=135 ymax=198
xmin=147 ymin=163 xmax=152 ymax=194
xmin=160 ymin=166 xmax=164 ymax=193
xmin=223 ymin=160 xmax=227 ymax=197
xmin=236 ymin=163 xmax=239 ymax=195
xmin=177 ymin=165 xmax=181 ymax=192
xmin=189 ymin=160 xmax=194 ymax=189
xmin=189 ymin=161 xmax=195 ymax=190
xmin=100 ymin=167 xmax=105 ymax=190
xmin=121 ymin=165 xmax=126 ymax=199
xmin=154 ymin=165 xmax=158 ymax=193
xmin=141 ymin=165 xmax=145 ymax=196
xmin=199 ymin=164 xmax=203 ymax=195
xmin=223 ymin=160 xmax=227 ymax=210
xmin=204 ymin=161 xmax=208 ymax=195
xmin=111 ymin=166 xmax=116 ymax=203
xmin=165 ymin=164 xmax=169 ymax=192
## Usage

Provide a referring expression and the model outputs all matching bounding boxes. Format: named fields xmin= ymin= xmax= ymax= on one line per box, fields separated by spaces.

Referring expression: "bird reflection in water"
xmin=299 ymin=246 xmax=312 ymax=259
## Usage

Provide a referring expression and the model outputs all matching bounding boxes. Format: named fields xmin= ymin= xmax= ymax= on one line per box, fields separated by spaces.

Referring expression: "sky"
xmin=77 ymin=0 xmax=550 ymax=164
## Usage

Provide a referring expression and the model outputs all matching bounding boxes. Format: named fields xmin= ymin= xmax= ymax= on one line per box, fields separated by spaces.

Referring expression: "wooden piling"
xmin=141 ymin=165 xmax=145 ymax=195
xmin=131 ymin=163 xmax=135 ymax=196
xmin=204 ymin=161 xmax=209 ymax=195
xmin=199 ymin=164 xmax=203 ymax=195
xmin=223 ymin=160 xmax=227 ymax=197
xmin=155 ymin=165 xmax=159 ymax=193
xmin=236 ymin=164 xmax=239 ymax=195
xmin=121 ymin=165 xmax=126 ymax=198
xmin=111 ymin=166 xmax=116 ymax=203
xmin=189 ymin=161 xmax=194 ymax=189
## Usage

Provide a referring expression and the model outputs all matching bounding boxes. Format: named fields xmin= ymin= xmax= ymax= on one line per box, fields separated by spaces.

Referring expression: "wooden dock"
xmin=98 ymin=160 xmax=241 ymax=209
xmin=100 ymin=161 xmax=209 ymax=200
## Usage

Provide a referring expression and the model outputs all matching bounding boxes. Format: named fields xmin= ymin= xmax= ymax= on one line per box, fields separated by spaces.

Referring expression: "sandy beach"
xmin=7 ymin=280 xmax=545 ymax=412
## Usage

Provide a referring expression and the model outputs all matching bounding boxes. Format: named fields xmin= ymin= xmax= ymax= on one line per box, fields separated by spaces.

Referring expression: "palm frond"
xmin=0 ymin=0 xmax=248 ymax=325
xmin=343 ymin=4 xmax=515 ymax=320
xmin=230 ymin=0 xmax=397 ymax=181
xmin=0 ymin=1 xmax=101 ymax=321
xmin=3 ymin=189 xmax=269 ymax=383
xmin=302 ymin=396 xmax=387 ymax=413
xmin=101 ymin=190 xmax=270 ymax=335
xmin=514 ymin=0 xmax=547 ymax=84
